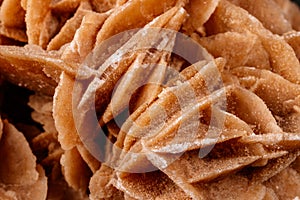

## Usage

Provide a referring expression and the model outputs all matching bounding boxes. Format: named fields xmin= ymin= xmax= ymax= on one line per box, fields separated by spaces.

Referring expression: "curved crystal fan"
xmin=0 ymin=0 xmax=299 ymax=199
xmin=0 ymin=119 xmax=48 ymax=200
